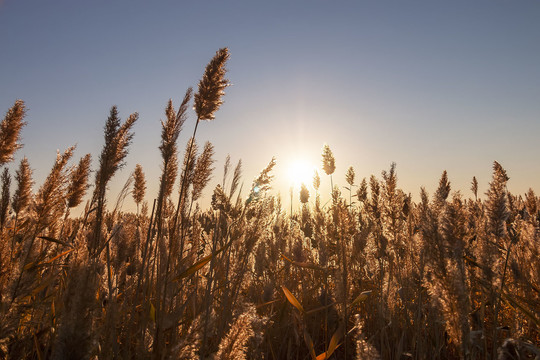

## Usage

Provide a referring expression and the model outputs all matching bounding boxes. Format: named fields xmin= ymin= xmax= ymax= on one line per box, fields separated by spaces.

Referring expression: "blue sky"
xmin=1 ymin=0 xmax=539 ymax=212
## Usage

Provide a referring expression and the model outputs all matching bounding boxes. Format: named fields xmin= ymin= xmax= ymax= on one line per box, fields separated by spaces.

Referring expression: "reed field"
xmin=0 ymin=48 xmax=539 ymax=360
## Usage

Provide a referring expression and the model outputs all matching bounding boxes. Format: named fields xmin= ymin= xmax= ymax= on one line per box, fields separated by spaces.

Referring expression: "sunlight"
xmin=287 ymin=158 xmax=315 ymax=188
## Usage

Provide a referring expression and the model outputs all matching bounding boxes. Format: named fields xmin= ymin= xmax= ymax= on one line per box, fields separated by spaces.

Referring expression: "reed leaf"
xmin=316 ymin=325 xmax=343 ymax=359
xmin=304 ymin=329 xmax=317 ymax=360
xmin=38 ymin=236 xmax=73 ymax=248
xmin=349 ymin=290 xmax=372 ymax=308
xmin=281 ymin=285 xmax=304 ymax=313
xmin=281 ymin=253 xmax=326 ymax=271
xmin=173 ymin=240 xmax=231 ymax=281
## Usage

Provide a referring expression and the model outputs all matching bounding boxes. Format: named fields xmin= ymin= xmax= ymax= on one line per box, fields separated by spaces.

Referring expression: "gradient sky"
xmin=1 ymin=0 xmax=539 ymax=213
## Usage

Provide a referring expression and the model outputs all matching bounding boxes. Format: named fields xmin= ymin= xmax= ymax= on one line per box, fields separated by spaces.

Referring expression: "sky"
xmin=1 ymin=0 xmax=539 ymax=213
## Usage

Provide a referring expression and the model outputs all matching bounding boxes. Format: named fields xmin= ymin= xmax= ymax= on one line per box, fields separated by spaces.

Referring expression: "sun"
xmin=287 ymin=158 xmax=315 ymax=188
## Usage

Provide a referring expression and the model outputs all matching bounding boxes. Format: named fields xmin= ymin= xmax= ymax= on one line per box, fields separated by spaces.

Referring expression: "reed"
xmin=0 ymin=49 xmax=538 ymax=360
xmin=0 ymin=100 xmax=26 ymax=166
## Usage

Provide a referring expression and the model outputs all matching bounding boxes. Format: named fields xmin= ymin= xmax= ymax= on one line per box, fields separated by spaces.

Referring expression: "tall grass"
xmin=0 ymin=49 xmax=539 ymax=360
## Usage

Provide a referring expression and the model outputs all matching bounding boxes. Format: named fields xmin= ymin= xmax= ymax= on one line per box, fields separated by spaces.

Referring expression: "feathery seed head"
xmin=161 ymin=151 xmax=178 ymax=199
xmin=223 ymin=154 xmax=231 ymax=185
xmin=12 ymin=157 xmax=33 ymax=215
xmin=357 ymin=178 xmax=368 ymax=203
xmin=67 ymin=154 xmax=91 ymax=208
xmin=35 ymin=146 xmax=75 ymax=225
xmin=247 ymin=157 xmax=276 ymax=204
xmin=0 ymin=99 xmax=27 ymax=165
xmin=194 ymin=48 xmax=230 ymax=121
xmin=486 ymin=161 xmax=510 ymax=238
xmin=211 ymin=184 xmax=228 ymax=211
xmin=369 ymin=175 xmax=380 ymax=198
xmin=160 ymin=88 xmax=192 ymax=161
xmin=0 ymin=168 xmax=11 ymax=229
xmin=95 ymin=107 xmax=138 ymax=192
xmin=214 ymin=305 xmax=258 ymax=360
xmin=524 ymin=188 xmax=537 ymax=218
xmin=471 ymin=176 xmax=478 ymax=200
xmin=346 ymin=166 xmax=355 ymax=186
xmin=132 ymin=163 xmax=146 ymax=205
xmin=493 ymin=161 xmax=509 ymax=183
xmin=181 ymin=138 xmax=198 ymax=189
xmin=230 ymin=159 xmax=242 ymax=198
xmin=300 ymin=183 xmax=309 ymax=204
xmin=434 ymin=170 xmax=451 ymax=206
xmin=321 ymin=144 xmax=336 ymax=176
xmin=192 ymin=141 xmax=215 ymax=201
xmin=313 ymin=170 xmax=320 ymax=191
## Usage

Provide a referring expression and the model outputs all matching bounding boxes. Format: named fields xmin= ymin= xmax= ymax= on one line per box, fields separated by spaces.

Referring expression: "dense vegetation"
xmin=0 ymin=49 xmax=539 ymax=360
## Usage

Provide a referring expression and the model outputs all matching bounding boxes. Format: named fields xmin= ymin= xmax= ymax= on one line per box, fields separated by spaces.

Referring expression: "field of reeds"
xmin=0 ymin=48 xmax=539 ymax=360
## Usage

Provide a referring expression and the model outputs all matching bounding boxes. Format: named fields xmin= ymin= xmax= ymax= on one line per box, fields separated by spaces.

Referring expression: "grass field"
xmin=0 ymin=49 xmax=539 ymax=360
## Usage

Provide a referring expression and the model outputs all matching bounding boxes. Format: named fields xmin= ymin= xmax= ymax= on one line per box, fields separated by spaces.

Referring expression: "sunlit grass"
xmin=0 ymin=49 xmax=539 ymax=360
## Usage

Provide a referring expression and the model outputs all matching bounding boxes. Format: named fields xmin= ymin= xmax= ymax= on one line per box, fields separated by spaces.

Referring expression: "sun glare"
xmin=287 ymin=159 xmax=314 ymax=188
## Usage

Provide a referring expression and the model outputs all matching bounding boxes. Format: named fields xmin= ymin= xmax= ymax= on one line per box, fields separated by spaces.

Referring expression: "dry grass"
xmin=0 ymin=49 xmax=539 ymax=360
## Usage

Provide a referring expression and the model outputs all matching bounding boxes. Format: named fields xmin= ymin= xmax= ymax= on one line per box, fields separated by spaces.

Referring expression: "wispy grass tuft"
xmin=0 ymin=99 xmax=26 ymax=166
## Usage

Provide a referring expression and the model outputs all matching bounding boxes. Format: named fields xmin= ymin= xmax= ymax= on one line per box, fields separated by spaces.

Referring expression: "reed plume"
xmin=356 ymin=178 xmax=368 ymax=203
xmin=174 ymin=48 xmax=230 ymax=233
xmin=322 ymin=144 xmax=336 ymax=176
xmin=346 ymin=166 xmax=355 ymax=187
xmin=35 ymin=146 xmax=75 ymax=229
xmin=192 ymin=141 xmax=215 ymax=202
xmin=322 ymin=144 xmax=336 ymax=191
xmin=247 ymin=157 xmax=276 ymax=203
xmin=11 ymin=157 xmax=33 ymax=216
xmin=66 ymin=154 xmax=91 ymax=209
xmin=300 ymin=183 xmax=309 ymax=204
xmin=0 ymin=168 xmax=11 ymax=231
xmin=91 ymin=107 xmax=137 ymax=253
xmin=194 ymin=48 xmax=230 ymax=121
xmin=213 ymin=305 xmax=257 ymax=360
xmin=471 ymin=176 xmax=478 ymax=201
xmin=180 ymin=138 xmax=199 ymax=206
xmin=132 ymin=163 xmax=146 ymax=209
xmin=10 ymin=158 xmax=32 ymax=257
xmin=223 ymin=154 xmax=231 ymax=186
xmin=313 ymin=170 xmax=320 ymax=191
xmin=158 ymin=90 xmax=192 ymax=201
xmin=0 ymin=100 xmax=26 ymax=166
xmin=211 ymin=184 xmax=228 ymax=212
xmin=94 ymin=107 xmax=138 ymax=194
xmin=354 ymin=315 xmax=381 ymax=360
xmin=229 ymin=159 xmax=242 ymax=198
xmin=434 ymin=170 xmax=451 ymax=207
xmin=346 ymin=166 xmax=355 ymax=206
xmin=524 ymin=188 xmax=537 ymax=219
xmin=486 ymin=161 xmax=509 ymax=238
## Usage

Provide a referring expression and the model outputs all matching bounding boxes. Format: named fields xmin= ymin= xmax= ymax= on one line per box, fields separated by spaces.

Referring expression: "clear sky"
xmin=1 ymin=0 xmax=539 ymax=213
